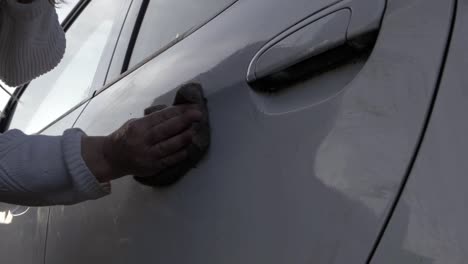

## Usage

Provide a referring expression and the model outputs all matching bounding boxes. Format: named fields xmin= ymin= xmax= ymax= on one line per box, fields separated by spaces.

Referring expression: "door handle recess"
xmin=247 ymin=0 xmax=386 ymax=91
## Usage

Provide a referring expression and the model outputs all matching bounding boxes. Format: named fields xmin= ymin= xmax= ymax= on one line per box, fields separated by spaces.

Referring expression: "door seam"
xmin=42 ymin=208 xmax=51 ymax=264
xmin=365 ymin=0 xmax=458 ymax=262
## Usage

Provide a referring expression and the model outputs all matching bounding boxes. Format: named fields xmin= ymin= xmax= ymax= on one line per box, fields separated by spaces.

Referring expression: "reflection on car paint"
xmin=0 ymin=204 xmax=30 ymax=225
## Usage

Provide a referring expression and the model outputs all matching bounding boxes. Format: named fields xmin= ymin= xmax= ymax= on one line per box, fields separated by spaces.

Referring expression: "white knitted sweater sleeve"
xmin=0 ymin=0 xmax=111 ymax=205
xmin=0 ymin=129 xmax=111 ymax=206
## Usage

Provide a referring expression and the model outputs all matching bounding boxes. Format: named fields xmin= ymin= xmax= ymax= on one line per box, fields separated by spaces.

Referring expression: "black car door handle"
xmin=247 ymin=0 xmax=386 ymax=91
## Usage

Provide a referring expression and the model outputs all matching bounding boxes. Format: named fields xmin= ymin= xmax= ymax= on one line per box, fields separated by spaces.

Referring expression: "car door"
xmin=371 ymin=1 xmax=468 ymax=263
xmin=0 ymin=1 xmax=131 ymax=264
xmin=44 ymin=0 xmax=455 ymax=263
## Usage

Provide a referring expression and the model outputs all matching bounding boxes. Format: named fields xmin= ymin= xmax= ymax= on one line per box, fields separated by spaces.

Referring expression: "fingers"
xmin=145 ymin=109 xmax=201 ymax=145
xmin=153 ymin=149 xmax=188 ymax=174
xmin=144 ymin=104 xmax=167 ymax=115
xmin=141 ymin=104 xmax=201 ymax=129
xmin=104 ymin=103 xmax=203 ymax=179
xmin=150 ymin=129 xmax=194 ymax=159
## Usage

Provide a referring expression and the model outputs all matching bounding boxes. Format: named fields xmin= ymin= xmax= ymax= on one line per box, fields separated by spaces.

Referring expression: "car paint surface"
xmin=34 ymin=0 xmax=455 ymax=263
xmin=0 ymin=3 xmax=85 ymax=262
xmin=0 ymin=207 xmax=48 ymax=264
xmin=0 ymin=104 xmax=87 ymax=264
xmin=371 ymin=1 xmax=468 ymax=263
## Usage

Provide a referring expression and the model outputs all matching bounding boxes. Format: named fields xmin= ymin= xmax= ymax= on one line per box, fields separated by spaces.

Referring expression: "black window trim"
xmin=121 ymin=0 xmax=149 ymax=73
xmin=98 ymin=0 xmax=240 ymax=98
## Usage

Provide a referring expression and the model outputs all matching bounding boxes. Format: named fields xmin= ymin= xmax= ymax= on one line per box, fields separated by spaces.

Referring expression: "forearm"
xmin=0 ymin=129 xmax=110 ymax=206
xmin=0 ymin=93 xmax=204 ymax=206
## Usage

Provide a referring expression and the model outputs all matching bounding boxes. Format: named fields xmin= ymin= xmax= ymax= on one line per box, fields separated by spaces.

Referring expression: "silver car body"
xmin=0 ymin=0 xmax=464 ymax=263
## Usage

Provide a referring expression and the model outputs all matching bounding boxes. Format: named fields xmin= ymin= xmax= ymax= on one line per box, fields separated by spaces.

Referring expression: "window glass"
xmin=8 ymin=0 xmax=124 ymax=134
xmin=129 ymin=0 xmax=237 ymax=68
xmin=56 ymin=0 xmax=81 ymax=23
xmin=0 ymin=2 xmax=79 ymax=121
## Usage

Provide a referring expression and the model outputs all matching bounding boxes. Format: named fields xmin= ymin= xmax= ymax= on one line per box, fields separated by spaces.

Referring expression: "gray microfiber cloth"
xmin=134 ymin=83 xmax=210 ymax=187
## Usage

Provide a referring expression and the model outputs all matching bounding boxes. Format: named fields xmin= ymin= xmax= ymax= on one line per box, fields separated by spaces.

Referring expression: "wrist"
xmin=81 ymin=136 xmax=119 ymax=183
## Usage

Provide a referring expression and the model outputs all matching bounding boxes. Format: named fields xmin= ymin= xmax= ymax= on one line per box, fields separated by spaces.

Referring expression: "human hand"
xmin=82 ymin=105 xmax=202 ymax=182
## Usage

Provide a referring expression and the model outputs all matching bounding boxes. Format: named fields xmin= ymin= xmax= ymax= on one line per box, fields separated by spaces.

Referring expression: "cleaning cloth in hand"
xmin=134 ymin=83 xmax=210 ymax=187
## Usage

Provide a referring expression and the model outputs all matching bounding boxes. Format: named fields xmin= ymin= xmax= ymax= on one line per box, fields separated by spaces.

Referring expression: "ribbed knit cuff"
xmin=4 ymin=0 xmax=51 ymax=20
xmin=62 ymin=129 xmax=111 ymax=200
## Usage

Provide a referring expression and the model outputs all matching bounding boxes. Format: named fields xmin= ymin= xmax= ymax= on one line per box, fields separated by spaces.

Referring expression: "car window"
xmin=128 ymin=0 xmax=237 ymax=68
xmin=56 ymin=0 xmax=81 ymax=23
xmin=0 ymin=1 xmax=80 ymax=120
xmin=8 ymin=0 xmax=125 ymax=134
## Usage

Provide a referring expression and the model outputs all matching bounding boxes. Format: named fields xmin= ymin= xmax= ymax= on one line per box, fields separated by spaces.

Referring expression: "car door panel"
xmin=44 ymin=0 xmax=454 ymax=263
xmin=0 ymin=2 xmax=131 ymax=263
xmin=0 ymin=103 xmax=90 ymax=264
xmin=0 ymin=206 xmax=48 ymax=264
xmin=371 ymin=1 xmax=468 ymax=263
